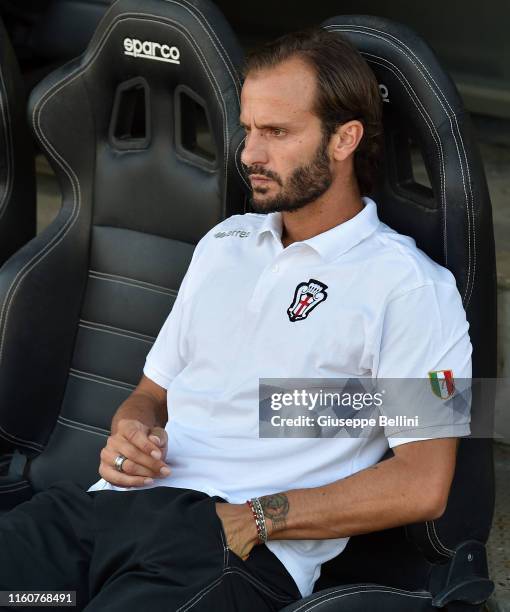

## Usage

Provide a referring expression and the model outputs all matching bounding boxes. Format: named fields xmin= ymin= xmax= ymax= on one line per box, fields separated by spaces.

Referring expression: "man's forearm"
xmin=111 ymin=390 xmax=167 ymax=435
xmin=260 ymin=445 xmax=454 ymax=542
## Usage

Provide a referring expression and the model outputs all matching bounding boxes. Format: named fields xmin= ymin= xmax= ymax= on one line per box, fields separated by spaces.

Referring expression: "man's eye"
xmin=271 ymin=128 xmax=285 ymax=137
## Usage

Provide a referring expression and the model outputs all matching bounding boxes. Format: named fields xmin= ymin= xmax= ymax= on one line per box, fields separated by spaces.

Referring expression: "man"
xmin=0 ymin=29 xmax=471 ymax=611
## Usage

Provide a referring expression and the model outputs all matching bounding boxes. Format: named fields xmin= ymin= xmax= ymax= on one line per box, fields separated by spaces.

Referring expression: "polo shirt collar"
xmin=256 ymin=209 xmax=283 ymax=243
xmin=255 ymin=197 xmax=380 ymax=262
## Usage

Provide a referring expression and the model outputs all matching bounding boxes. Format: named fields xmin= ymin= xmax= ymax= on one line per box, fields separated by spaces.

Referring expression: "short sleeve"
xmin=374 ymin=282 xmax=472 ymax=448
xmin=142 ymin=231 xmax=209 ymax=388
xmin=143 ymin=215 xmax=247 ymax=389
xmin=143 ymin=273 xmax=190 ymax=389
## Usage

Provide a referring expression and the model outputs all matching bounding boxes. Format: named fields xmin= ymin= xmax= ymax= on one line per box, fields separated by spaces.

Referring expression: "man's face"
xmin=240 ymin=57 xmax=333 ymax=213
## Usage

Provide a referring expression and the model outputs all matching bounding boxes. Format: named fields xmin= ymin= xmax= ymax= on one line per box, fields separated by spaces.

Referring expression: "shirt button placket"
xmin=249 ymin=259 xmax=283 ymax=312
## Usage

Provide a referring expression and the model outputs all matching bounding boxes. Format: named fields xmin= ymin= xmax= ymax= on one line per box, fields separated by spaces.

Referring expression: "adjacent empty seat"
xmin=0 ymin=0 xmax=246 ymax=502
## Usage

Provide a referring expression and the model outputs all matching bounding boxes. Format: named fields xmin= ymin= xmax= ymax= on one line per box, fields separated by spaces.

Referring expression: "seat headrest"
xmin=322 ymin=16 xmax=494 ymax=318
xmin=29 ymin=0 xmax=246 ymax=243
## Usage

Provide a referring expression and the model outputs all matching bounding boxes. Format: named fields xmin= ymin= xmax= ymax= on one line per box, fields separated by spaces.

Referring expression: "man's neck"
xmin=280 ymin=186 xmax=363 ymax=248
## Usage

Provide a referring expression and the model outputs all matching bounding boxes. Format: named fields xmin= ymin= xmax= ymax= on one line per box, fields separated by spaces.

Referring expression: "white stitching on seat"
xmin=0 ymin=423 xmax=44 ymax=451
xmin=162 ymin=0 xmax=241 ymax=101
xmin=138 ymin=13 xmax=229 ymax=184
xmin=335 ymin=23 xmax=475 ymax=297
xmin=69 ymin=368 xmax=136 ymax=391
xmin=429 ymin=520 xmax=454 ymax=556
xmin=0 ymin=7 xmax=239 ymax=447
xmin=57 ymin=417 xmax=109 ymax=438
xmin=326 ymin=22 xmax=473 ymax=558
xmin=155 ymin=0 xmax=244 ymax=198
xmin=431 ymin=520 xmax=454 ymax=554
xmin=363 ymin=26 xmax=476 ymax=306
xmin=89 ymin=12 xmax=230 ymax=193
xmin=324 ymin=25 xmax=447 ymax=260
xmin=0 ymin=73 xmax=82 ymax=368
xmin=58 ymin=415 xmax=110 ymax=436
xmin=0 ymin=9 xmax=236 ymax=360
xmin=424 ymin=520 xmax=452 ymax=558
xmin=324 ymin=24 xmax=475 ymax=306
xmin=109 ymin=0 xmax=242 ymax=101
xmin=234 ymin=136 xmax=250 ymax=190
xmin=88 ymin=270 xmax=178 ymax=297
xmin=78 ymin=319 xmax=155 ymax=344
xmin=0 ymin=64 xmax=13 ymax=221
xmin=325 ymin=25 xmax=474 ymax=303
xmin=363 ymin=53 xmax=445 ymax=225
xmin=290 ymin=585 xmax=432 ymax=612
xmin=111 ymin=0 xmax=241 ymax=101
xmin=352 ymin=52 xmax=449 ymax=318
xmin=336 ymin=24 xmax=471 ymax=254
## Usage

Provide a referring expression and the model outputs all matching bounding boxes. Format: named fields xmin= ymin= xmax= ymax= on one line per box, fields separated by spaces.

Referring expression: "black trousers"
xmin=0 ymin=482 xmax=301 ymax=611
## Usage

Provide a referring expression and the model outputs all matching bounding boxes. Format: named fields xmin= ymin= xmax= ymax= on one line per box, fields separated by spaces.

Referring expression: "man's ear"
xmin=330 ymin=120 xmax=364 ymax=162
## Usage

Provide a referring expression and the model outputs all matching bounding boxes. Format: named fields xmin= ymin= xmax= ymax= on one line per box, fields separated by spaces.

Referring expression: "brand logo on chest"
xmin=214 ymin=229 xmax=250 ymax=238
xmin=287 ymin=279 xmax=328 ymax=322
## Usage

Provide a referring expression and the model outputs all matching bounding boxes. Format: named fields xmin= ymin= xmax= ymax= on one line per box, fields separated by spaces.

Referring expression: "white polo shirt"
xmin=88 ymin=198 xmax=471 ymax=597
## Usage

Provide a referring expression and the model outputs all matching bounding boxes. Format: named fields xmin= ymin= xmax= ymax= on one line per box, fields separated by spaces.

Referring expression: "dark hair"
xmin=244 ymin=28 xmax=383 ymax=195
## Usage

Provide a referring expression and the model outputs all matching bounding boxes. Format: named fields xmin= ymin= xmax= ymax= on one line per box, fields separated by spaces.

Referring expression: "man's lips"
xmin=249 ymin=175 xmax=273 ymax=183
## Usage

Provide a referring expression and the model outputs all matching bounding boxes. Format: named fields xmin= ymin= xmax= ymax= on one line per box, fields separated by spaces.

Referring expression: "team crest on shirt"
xmin=428 ymin=370 xmax=455 ymax=400
xmin=287 ymin=279 xmax=328 ymax=322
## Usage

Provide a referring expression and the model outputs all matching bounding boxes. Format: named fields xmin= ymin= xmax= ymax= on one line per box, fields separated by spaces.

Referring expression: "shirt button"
xmin=271 ymin=264 xmax=279 ymax=273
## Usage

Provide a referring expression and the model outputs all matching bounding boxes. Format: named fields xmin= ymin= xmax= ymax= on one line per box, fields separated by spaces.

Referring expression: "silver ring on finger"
xmin=114 ymin=454 xmax=127 ymax=473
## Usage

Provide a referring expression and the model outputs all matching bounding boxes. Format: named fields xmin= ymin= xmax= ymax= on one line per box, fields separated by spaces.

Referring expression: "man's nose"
xmin=240 ymin=132 xmax=269 ymax=168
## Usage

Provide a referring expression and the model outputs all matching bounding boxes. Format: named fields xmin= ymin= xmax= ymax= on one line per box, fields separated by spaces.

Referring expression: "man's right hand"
xmin=99 ymin=419 xmax=171 ymax=488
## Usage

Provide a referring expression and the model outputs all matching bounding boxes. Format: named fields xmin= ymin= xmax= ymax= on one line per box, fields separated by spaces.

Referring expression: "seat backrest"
xmin=316 ymin=15 xmax=496 ymax=592
xmin=0 ymin=16 xmax=36 ymax=265
xmin=0 ymin=0 xmax=245 ymax=490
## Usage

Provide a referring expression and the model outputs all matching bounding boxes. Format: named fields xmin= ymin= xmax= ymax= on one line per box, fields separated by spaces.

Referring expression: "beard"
xmin=246 ymin=133 xmax=333 ymax=214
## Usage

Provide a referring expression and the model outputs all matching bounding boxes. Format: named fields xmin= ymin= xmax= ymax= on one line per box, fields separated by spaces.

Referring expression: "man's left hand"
xmin=215 ymin=502 xmax=260 ymax=561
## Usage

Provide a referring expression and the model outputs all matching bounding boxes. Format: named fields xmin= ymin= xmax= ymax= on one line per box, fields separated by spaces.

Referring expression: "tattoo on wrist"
xmin=260 ymin=493 xmax=289 ymax=533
